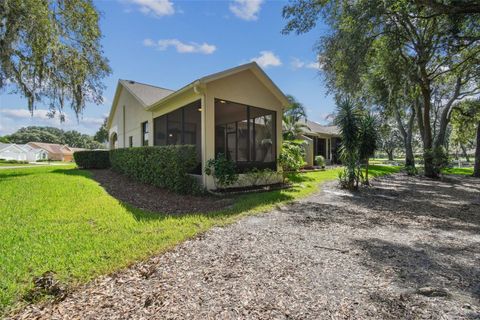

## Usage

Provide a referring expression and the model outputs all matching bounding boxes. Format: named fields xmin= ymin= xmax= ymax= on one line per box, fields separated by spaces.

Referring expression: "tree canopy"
xmin=0 ymin=0 xmax=111 ymax=119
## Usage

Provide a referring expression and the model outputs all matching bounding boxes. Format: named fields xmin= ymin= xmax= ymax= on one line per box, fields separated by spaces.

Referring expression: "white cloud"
xmin=291 ymin=57 xmax=323 ymax=70
xmin=229 ymin=0 xmax=263 ymax=21
xmin=124 ymin=0 xmax=174 ymax=17
xmin=250 ymin=51 xmax=282 ymax=68
xmin=143 ymin=38 xmax=217 ymax=54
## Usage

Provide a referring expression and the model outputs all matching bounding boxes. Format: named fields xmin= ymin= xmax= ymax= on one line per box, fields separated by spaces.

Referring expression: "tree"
xmin=378 ymin=118 xmax=403 ymax=161
xmin=450 ymin=99 xmax=480 ymax=177
xmin=0 ymin=0 xmax=111 ymax=118
xmin=285 ymin=95 xmax=307 ymax=122
xmin=282 ymin=0 xmax=480 ymax=177
xmin=6 ymin=126 xmax=102 ymax=149
xmin=358 ymin=112 xmax=378 ymax=184
xmin=0 ymin=136 xmax=10 ymax=143
xmin=335 ymin=98 xmax=362 ymax=189
xmin=94 ymin=118 xmax=109 ymax=143
xmin=282 ymin=114 xmax=309 ymax=140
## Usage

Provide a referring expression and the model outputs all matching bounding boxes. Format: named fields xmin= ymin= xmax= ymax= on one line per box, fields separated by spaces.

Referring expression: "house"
xmin=0 ymin=143 xmax=49 ymax=162
xmin=106 ymin=62 xmax=289 ymax=190
xmin=28 ymin=142 xmax=75 ymax=161
xmin=301 ymin=120 xmax=341 ymax=166
xmin=0 ymin=143 xmax=28 ymax=161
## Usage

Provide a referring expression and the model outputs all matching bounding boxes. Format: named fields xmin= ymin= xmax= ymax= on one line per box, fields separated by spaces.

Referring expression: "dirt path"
xmin=12 ymin=174 xmax=480 ymax=319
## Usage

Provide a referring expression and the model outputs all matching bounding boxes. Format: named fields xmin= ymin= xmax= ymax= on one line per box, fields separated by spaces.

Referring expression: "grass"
xmin=0 ymin=164 xmax=398 ymax=315
xmin=0 ymin=162 xmax=31 ymax=167
xmin=442 ymin=167 xmax=474 ymax=175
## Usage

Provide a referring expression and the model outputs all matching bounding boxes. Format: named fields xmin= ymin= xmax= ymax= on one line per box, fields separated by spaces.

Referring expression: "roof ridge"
xmin=120 ymin=79 xmax=175 ymax=92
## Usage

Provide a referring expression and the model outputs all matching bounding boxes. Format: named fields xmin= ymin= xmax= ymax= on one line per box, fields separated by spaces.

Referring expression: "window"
xmin=141 ymin=121 xmax=149 ymax=146
xmin=129 ymin=136 xmax=133 ymax=147
xmin=215 ymin=99 xmax=276 ymax=170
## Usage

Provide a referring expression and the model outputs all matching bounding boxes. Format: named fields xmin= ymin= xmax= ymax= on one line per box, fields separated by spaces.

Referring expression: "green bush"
xmin=205 ymin=153 xmax=239 ymax=188
xmin=110 ymin=145 xmax=201 ymax=194
xmin=74 ymin=151 xmax=110 ymax=169
xmin=0 ymin=159 xmax=28 ymax=164
xmin=315 ymin=155 xmax=326 ymax=167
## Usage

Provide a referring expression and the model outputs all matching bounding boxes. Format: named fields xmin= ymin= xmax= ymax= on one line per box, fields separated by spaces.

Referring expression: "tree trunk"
xmin=386 ymin=150 xmax=394 ymax=161
xmin=419 ymin=76 xmax=436 ymax=178
xmin=365 ymin=158 xmax=370 ymax=185
xmin=433 ymin=77 xmax=462 ymax=150
xmin=393 ymin=103 xmax=415 ymax=167
xmin=474 ymin=121 xmax=480 ymax=177
xmin=460 ymin=144 xmax=470 ymax=162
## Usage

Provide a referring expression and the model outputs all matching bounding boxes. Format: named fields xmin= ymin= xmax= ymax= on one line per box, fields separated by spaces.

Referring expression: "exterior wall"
xmin=301 ymin=135 xmax=314 ymax=166
xmin=109 ymin=87 xmax=154 ymax=148
xmin=203 ymin=69 xmax=284 ymax=189
xmin=0 ymin=147 xmax=27 ymax=161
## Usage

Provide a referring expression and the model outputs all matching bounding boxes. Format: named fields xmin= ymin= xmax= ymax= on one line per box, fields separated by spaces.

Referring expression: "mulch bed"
xmin=89 ymin=169 xmax=233 ymax=215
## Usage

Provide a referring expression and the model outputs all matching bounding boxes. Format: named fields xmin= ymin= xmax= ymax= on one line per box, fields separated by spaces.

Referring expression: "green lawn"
xmin=0 ymin=164 xmax=399 ymax=314
xmin=0 ymin=163 xmax=31 ymax=167
xmin=442 ymin=167 xmax=474 ymax=175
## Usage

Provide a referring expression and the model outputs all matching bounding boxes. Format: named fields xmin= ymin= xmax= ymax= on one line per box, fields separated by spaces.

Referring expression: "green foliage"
xmin=278 ymin=140 xmax=306 ymax=173
xmin=110 ymin=146 xmax=201 ymax=194
xmin=205 ymin=153 xmax=239 ymax=188
xmin=314 ymin=155 xmax=325 ymax=167
xmin=424 ymin=147 xmax=450 ymax=176
xmin=0 ymin=136 xmax=10 ymax=143
xmin=74 ymin=151 xmax=110 ymax=169
xmin=243 ymin=168 xmax=277 ymax=186
xmin=450 ymin=100 xmax=480 ymax=152
xmin=6 ymin=126 xmax=102 ymax=149
xmin=405 ymin=165 xmax=418 ymax=176
xmin=282 ymin=114 xmax=309 ymax=140
xmin=285 ymin=95 xmax=307 ymax=122
xmin=94 ymin=118 xmax=109 ymax=143
xmin=0 ymin=159 xmax=28 ymax=164
xmin=335 ymin=99 xmax=379 ymax=189
xmin=0 ymin=0 xmax=111 ymax=116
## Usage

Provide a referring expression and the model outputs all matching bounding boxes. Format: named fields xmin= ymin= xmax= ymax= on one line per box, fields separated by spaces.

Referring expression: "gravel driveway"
xmin=12 ymin=174 xmax=480 ymax=319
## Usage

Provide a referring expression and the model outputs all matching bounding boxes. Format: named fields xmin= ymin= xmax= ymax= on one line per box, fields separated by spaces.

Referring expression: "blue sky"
xmin=0 ymin=0 xmax=335 ymax=136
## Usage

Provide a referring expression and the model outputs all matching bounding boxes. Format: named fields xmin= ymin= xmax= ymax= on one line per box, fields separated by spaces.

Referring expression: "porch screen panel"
xmin=167 ymin=109 xmax=183 ymax=145
xmin=154 ymin=115 xmax=167 ymax=146
xmin=184 ymin=103 xmax=201 ymax=160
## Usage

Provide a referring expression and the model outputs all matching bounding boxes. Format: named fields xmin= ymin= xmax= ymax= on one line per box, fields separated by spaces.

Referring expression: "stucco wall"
xmin=203 ymin=69 xmax=285 ymax=189
xmin=109 ymin=87 xmax=153 ymax=148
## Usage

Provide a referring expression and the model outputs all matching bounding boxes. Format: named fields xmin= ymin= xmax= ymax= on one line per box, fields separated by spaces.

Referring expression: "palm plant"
xmin=358 ymin=112 xmax=378 ymax=185
xmin=334 ymin=98 xmax=362 ymax=189
xmin=285 ymin=95 xmax=307 ymax=122
xmin=282 ymin=114 xmax=309 ymax=140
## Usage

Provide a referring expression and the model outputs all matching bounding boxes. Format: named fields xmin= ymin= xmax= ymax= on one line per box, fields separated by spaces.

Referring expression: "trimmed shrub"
xmin=315 ymin=155 xmax=326 ymax=167
xmin=110 ymin=145 xmax=201 ymax=194
xmin=74 ymin=150 xmax=110 ymax=169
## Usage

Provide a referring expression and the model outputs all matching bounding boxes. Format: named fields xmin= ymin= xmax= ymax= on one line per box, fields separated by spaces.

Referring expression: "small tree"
xmin=278 ymin=140 xmax=306 ymax=183
xmin=358 ymin=112 xmax=378 ymax=185
xmin=335 ymin=99 xmax=362 ymax=189
xmin=335 ymin=99 xmax=378 ymax=189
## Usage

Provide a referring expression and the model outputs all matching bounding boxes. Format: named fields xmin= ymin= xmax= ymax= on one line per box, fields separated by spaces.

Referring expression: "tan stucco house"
xmin=106 ymin=62 xmax=289 ymax=190
xmin=28 ymin=142 xmax=75 ymax=162
xmin=300 ymin=120 xmax=341 ymax=166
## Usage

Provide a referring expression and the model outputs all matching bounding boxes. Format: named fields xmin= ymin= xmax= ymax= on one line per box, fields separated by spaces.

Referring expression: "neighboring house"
xmin=28 ymin=142 xmax=75 ymax=161
xmin=0 ymin=143 xmax=28 ymax=161
xmin=300 ymin=120 xmax=341 ymax=166
xmin=0 ymin=143 xmax=48 ymax=162
xmin=107 ymin=62 xmax=289 ymax=190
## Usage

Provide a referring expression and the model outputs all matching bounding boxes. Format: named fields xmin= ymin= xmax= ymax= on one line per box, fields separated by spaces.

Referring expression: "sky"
xmin=0 ymin=0 xmax=335 ymax=136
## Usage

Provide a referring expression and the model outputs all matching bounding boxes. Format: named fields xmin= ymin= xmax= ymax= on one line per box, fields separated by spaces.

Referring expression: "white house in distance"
xmin=106 ymin=62 xmax=290 ymax=190
xmin=0 ymin=143 xmax=49 ymax=162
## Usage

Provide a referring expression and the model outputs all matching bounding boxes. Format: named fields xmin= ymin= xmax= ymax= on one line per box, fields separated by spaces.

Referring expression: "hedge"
xmin=110 ymin=145 xmax=201 ymax=194
xmin=74 ymin=150 xmax=110 ymax=169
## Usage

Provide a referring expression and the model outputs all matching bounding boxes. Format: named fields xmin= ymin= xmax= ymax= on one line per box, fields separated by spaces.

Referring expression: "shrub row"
xmin=110 ymin=145 xmax=201 ymax=194
xmin=74 ymin=150 xmax=111 ymax=169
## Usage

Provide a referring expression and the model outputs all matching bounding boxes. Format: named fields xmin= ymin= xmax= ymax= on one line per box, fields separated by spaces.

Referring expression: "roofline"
xmin=147 ymin=62 xmax=290 ymax=111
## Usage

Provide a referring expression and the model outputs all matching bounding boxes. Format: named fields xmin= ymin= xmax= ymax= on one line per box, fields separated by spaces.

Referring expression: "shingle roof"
xmin=304 ymin=120 xmax=340 ymax=136
xmin=28 ymin=142 xmax=73 ymax=155
xmin=119 ymin=80 xmax=174 ymax=107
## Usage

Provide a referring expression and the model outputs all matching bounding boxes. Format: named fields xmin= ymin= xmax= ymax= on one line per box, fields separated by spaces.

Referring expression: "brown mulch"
xmin=89 ymin=169 xmax=233 ymax=214
xmin=10 ymin=173 xmax=480 ymax=319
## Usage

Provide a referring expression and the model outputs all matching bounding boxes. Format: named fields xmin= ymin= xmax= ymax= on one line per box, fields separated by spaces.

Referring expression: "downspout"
xmin=193 ymin=81 xmax=208 ymax=187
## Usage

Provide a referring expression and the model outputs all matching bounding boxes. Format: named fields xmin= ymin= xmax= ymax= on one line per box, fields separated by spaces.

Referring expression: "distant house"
xmin=300 ymin=120 xmax=341 ymax=166
xmin=106 ymin=62 xmax=289 ymax=190
xmin=0 ymin=143 xmax=48 ymax=162
xmin=28 ymin=142 xmax=75 ymax=162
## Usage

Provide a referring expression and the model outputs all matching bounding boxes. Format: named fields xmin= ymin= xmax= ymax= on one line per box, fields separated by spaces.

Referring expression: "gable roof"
xmin=28 ymin=142 xmax=73 ymax=155
xmin=0 ymin=143 xmax=26 ymax=153
xmin=119 ymin=80 xmax=174 ymax=107
xmin=304 ymin=120 xmax=340 ymax=136
xmin=107 ymin=62 xmax=289 ymax=128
